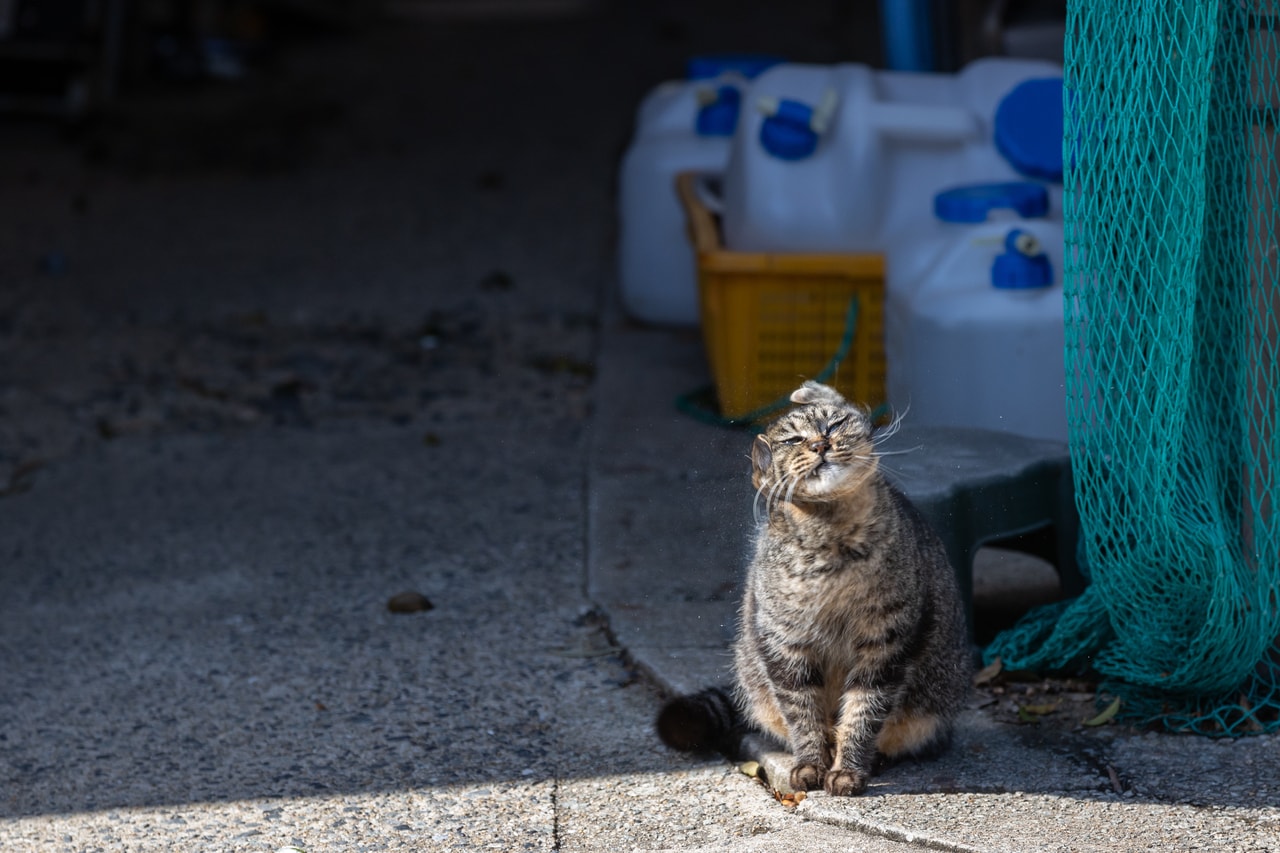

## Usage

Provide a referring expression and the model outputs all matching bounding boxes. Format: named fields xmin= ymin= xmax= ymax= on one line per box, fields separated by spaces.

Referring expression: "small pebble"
xmin=387 ymin=590 xmax=434 ymax=613
xmin=479 ymin=269 xmax=514 ymax=291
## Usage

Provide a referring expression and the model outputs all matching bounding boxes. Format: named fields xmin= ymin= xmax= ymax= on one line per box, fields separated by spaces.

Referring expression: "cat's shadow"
xmin=740 ymin=707 xmax=1280 ymax=810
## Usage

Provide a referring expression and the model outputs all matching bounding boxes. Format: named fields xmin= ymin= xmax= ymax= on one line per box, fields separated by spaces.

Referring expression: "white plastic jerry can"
xmin=885 ymin=181 xmax=1068 ymax=442
xmin=618 ymin=55 xmax=781 ymax=326
xmin=721 ymin=57 xmax=1064 ymax=254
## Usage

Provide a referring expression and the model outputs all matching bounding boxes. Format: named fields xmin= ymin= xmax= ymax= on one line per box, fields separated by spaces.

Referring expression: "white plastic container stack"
xmin=618 ymin=55 xmax=780 ymax=326
xmin=885 ymin=182 xmax=1068 ymax=441
xmin=721 ymin=57 xmax=1063 ymax=254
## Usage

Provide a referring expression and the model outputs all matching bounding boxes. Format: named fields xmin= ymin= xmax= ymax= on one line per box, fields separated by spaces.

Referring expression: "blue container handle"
xmin=992 ymin=228 xmax=1054 ymax=289
xmin=934 ymin=181 xmax=1050 ymax=223
xmin=695 ymin=84 xmax=742 ymax=137
xmin=756 ymin=90 xmax=837 ymax=161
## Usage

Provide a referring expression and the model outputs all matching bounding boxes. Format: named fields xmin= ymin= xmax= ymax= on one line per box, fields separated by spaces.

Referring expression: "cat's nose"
xmin=808 ymin=437 xmax=830 ymax=455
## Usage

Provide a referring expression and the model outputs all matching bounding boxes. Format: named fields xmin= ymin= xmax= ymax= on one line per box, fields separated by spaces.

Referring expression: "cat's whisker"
xmin=784 ymin=473 xmax=802 ymax=507
xmin=873 ymin=406 xmax=908 ymax=443
xmin=766 ymin=473 xmax=787 ymax=517
xmin=872 ymin=418 xmax=907 ymax=449
xmin=850 ymin=453 xmax=887 ymax=473
xmin=870 ymin=459 xmax=906 ymax=483
xmin=765 ymin=475 xmax=788 ymax=518
xmin=757 ymin=473 xmax=791 ymax=521
xmin=753 ymin=478 xmax=771 ymax=524
xmin=871 ymin=445 xmax=923 ymax=458
xmin=758 ymin=472 xmax=789 ymax=521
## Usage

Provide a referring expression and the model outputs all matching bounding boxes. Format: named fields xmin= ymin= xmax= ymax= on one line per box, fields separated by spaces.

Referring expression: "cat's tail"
xmin=655 ymin=686 xmax=748 ymax=756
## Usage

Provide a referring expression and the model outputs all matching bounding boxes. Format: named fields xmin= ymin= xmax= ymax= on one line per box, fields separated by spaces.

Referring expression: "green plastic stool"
xmin=879 ymin=425 xmax=1085 ymax=639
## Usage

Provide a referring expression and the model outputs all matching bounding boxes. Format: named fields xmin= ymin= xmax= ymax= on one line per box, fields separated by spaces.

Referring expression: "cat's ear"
xmin=790 ymin=381 xmax=845 ymax=407
xmin=751 ymin=435 xmax=773 ymax=474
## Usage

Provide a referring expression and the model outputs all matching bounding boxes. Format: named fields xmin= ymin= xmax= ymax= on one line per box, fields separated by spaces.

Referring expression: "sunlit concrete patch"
xmin=0 ymin=786 xmax=556 ymax=852
xmin=800 ymin=792 xmax=1280 ymax=853
xmin=630 ymin=821 xmax=933 ymax=853
xmin=556 ymin=766 xmax=801 ymax=853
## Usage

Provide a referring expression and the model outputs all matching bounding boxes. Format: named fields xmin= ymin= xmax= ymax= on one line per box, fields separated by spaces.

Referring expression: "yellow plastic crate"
xmin=676 ymin=172 xmax=886 ymax=421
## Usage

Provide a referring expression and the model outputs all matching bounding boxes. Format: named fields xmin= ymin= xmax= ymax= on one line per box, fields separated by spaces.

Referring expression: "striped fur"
xmin=658 ymin=382 xmax=971 ymax=796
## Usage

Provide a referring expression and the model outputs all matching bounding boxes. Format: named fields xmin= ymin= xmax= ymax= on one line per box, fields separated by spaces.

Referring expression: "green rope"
xmin=677 ymin=296 xmax=883 ymax=431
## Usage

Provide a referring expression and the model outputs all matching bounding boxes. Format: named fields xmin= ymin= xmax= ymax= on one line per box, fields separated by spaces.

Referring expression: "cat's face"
xmin=751 ymin=382 xmax=877 ymax=504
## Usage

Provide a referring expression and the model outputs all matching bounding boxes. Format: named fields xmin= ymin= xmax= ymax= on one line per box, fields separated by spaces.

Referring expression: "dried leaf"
xmin=739 ymin=761 xmax=760 ymax=778
xmin=1083 ymin=696 xmax=1122 ymax=727
xmin=1106 ymin=764 xmax=1124 ymax=794
xmin=776 ymin=790 xmax=806 ymax=807
xmin=1020 ymin=702 xmax=1061 ymax=716
xmin=1239 ymin=692 xmax=1265 ymax=733
xmin=973 ymin=657 xmax=1003 ymax=686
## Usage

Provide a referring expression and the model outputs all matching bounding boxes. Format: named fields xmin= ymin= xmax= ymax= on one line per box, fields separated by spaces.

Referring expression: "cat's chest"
xmin=755 ymin=532 xmax=887 ymax=609
xmin=778 ymin=526 xmax=878 ymax=577
xmin=751 ymin=545 xmax=911 ymax=654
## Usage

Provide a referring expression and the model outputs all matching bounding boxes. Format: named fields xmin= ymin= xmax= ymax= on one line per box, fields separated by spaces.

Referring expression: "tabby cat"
xmin=657 ymin=381 xmax=971 ymax=796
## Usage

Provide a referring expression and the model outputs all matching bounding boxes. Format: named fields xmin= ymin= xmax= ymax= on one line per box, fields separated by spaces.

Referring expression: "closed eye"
xmin=780 ymin=435 xmax=803 ymax=445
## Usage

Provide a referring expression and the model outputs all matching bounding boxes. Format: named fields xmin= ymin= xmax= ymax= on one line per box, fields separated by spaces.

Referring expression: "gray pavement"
xmin=0 ymin=3 xmax=1277 ymax=852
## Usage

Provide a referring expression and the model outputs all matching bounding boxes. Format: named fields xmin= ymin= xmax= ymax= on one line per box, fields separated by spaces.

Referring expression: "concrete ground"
xmin=1 ymin=3 xmax=1277 ymax=852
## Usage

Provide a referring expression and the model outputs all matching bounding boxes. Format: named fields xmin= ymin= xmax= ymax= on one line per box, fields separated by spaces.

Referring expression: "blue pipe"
xmin=879 ymin=0 xmax=934 ymax=71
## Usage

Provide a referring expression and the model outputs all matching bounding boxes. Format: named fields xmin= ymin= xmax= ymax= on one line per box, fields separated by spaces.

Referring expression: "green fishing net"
xmin=985 ymin=0 xmax=1280 ymax=735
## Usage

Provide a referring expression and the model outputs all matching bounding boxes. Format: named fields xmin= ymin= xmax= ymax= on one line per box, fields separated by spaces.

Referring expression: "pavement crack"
xmin=551 ymin=775 xmax=566 ymax=851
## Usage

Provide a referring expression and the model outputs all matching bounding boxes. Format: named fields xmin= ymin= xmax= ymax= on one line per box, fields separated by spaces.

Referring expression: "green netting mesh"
xmin=985 ymin=0 xmax=1280 ymax=736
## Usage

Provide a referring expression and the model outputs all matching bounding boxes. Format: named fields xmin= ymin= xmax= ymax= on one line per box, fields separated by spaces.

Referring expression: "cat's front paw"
xmin=789 ymin=762 xmax=825 ymax=792
xmin=824 ymin=769 xmax=868 ymax=797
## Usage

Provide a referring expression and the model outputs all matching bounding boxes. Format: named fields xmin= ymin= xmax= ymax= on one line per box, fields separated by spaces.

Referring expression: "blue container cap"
xmin=994 ymin=77 xmax=1064 ymax=182
xmin=696 ymin=85 xmax=741 ymax=136
xmin=686 ymin=54 xmax=784 ymax=81
xmin=934 ymin=181 xmax=1049 ymax=223
xmin=992 ymin=228 xmax=1054 ymax=289
xmin=760 ymin=98 xmax=820 ymax=160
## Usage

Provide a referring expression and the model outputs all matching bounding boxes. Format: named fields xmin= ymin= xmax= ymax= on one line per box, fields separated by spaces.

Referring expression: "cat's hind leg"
xmin=875 ymin=709 xmax=953 ymax=762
